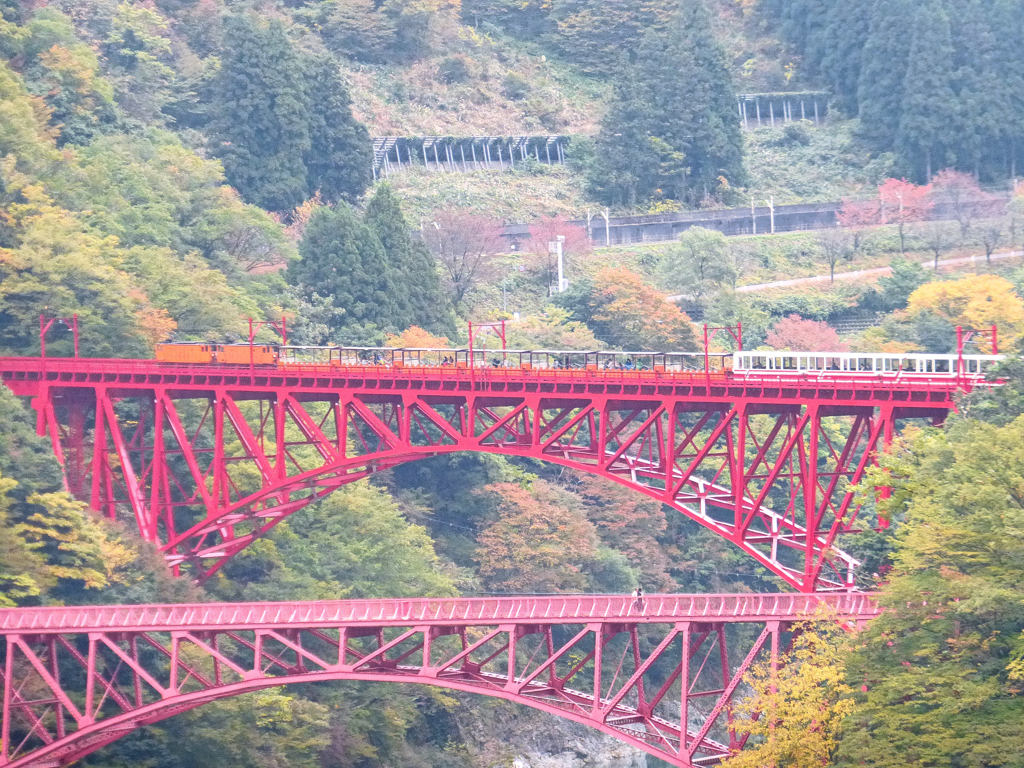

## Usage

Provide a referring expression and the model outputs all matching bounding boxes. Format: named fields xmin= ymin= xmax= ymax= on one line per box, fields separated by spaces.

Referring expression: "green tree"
xmin=548 ymin=0 xmax=673 ymax=75
xmin=819 ymin=0 xmax=872 ymax=114
xmin=0 ymin=474 xmax=48 ymax=605
xmin=102 ymin=2 xmax=177 ymax=125
xmin=590 ymin=0 xmax=743 ymax=205
xmin=207 ymin=15 xmax=310 ymax=211
xmin=364 ymin=184 xmax=454 ymax=337
xmin=856 ymin=0 xmax=914 ymax=149
xmin=658 ymin=226 xmax=734 ymax=304
xmin=0 ymin=184 xmax=169 ymax=356
xmin=895 ymin=1 xmax=956 ymax=181
xmin=216 ymin=482 xmax=456 ymax=601
xmin=288 ymin=202 xmax=395 ymax=343
xmin=3 ymin=9 xmax=118 ymax=145
xmin=303 ymin=56 xmax=372 ymax=204
xmin=160 ymin=691 xmax=331 ymax=768
xmin=953 ymin=0 xmax=1012 ymax=179
xmin=838 ymin=417 xmax=1024 ymax=767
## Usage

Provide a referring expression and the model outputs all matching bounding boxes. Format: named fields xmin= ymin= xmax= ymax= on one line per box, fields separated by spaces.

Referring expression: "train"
xmin=154 ymin=343 xmax=1004 ymax=379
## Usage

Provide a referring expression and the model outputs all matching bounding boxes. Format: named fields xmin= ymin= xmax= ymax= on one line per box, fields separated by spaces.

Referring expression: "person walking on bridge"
xmin=631 ymin=585 xmax=645 ymax=614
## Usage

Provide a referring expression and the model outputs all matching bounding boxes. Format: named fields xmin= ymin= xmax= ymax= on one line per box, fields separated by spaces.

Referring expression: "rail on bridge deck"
xmin=0 ymin=593 xmax=880 ymax=768
xmin=0 ymin=355 xmax=977 ymax=592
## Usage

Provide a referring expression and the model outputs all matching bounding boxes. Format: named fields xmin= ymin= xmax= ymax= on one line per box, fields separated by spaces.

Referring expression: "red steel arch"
xmin=0 ymin=593 xmax=880 ymax=768
xmin=0 ymin=357 xmax=963 ymax=591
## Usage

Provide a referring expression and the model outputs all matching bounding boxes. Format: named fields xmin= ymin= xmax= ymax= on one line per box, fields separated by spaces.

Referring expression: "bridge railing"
xmin=0 ymin=593 xmax=880 ymax=633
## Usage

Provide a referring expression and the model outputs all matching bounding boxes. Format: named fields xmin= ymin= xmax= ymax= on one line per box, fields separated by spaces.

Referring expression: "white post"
xmin=765 ymin=195 xmax=775 ymax=234
xmin=550 ymin=235 xmax=567 ymax=293
xmin=602 ymin=208 xmax=611 ymax=246
xmin=751 ymin=197 xmax=757 ymax=235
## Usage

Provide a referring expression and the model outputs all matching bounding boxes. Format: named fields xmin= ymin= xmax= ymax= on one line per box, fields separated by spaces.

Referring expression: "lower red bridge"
xmin=0 ymin=592 xmax=879 ymax=768
xmin=0 ymin=357 xmax=962 ymax=591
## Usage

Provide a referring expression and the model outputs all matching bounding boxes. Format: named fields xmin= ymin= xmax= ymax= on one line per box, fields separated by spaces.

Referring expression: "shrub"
xmin=437 ymin=55 xmax=471 ymax=84
xmin=502 ymin=72 xmax=529 ymax=100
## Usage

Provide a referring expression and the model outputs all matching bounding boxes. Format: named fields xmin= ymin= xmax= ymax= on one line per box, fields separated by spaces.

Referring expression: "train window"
xmin=858 ymin=358 xmax=873 ymax=371
xmin=935 ymin=359 xmax=950 ymax=373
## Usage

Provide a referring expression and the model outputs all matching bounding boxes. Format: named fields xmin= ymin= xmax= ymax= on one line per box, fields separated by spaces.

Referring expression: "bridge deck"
xmin=0 ymin=593 xmax=880 ymax=634
xmin=0 ymin=357 xmax=968 ymax=410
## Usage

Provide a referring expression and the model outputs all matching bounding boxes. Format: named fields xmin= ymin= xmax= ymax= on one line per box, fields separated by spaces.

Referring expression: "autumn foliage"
xmin=906 ymin=274 xmax=1024 ymax=351
xmin=765 ymin=315 xmax=848 ymax=352
xmin=475 ymin=480 xmax=598 ymax=593
xmin=585 ymin=267 xmax=698 ymax=350
xmin=384 ymin=326 xmax=450 ymax=348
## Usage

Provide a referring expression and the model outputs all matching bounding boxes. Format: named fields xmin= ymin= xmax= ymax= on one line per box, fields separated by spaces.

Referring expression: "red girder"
xmin=0 ymin=357 xmax=964 ymax=590
xmin=0 ymin=593 xmax=880 ymax=768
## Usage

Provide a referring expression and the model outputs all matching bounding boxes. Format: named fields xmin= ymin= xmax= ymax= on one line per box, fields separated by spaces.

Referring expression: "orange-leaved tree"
xmin=385 ymin=326 xmax=450 ymax=348
xmin=568 ymin=473 xmax=672 ymax=590
xmin=475 ymin=479 xmax=598 ymax=593
xmin=582 ymin=267 xmax=698 ymax=350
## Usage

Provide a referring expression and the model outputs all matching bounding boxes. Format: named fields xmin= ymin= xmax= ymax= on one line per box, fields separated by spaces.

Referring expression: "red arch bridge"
xmin=0 ymin=356 xmax=969 ymax=591
xmin=0 ymin=592 xmax=880 ymax=768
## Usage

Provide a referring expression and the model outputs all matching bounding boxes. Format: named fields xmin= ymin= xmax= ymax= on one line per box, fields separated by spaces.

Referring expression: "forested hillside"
xmin=1 ymin=0 xmax=1023 ymax=766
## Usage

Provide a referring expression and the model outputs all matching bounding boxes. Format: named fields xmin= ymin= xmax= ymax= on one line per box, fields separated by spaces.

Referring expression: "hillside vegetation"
xmin=1 ymin=1 xmax=1024 ymax=767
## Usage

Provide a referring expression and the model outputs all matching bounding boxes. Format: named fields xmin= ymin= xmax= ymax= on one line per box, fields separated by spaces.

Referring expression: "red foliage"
xmin=877 ymin=178 xmax=934 ymax=225
xmin=525 ymin=215 xmax=591 ymax=258
xmin=836 ymin=197 xmax=881 ymax=229
xmin=765 ymin=315 xmax=849 ymax=352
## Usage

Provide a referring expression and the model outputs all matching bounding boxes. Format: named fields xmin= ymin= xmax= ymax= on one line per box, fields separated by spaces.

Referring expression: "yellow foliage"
xmin=721 ymin=616 xmax=855 ymax=768
xmin=906 ymin=274 xmax=1024 ymax=351
xmin=385 ymin=325 xmax=450 ymax=348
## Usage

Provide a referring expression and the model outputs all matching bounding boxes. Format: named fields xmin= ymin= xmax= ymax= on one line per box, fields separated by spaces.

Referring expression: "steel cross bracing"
xmin=0 ymin=357 xmax=964 ymax=591
xmin=0 ymin=593 xmax=880 ymax=768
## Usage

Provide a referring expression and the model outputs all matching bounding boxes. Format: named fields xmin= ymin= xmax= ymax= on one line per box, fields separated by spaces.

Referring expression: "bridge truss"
xmin=0 ymin=593 xmax=879 ymax=768
xmin=0 ymin=358 xmax=961 ymax=591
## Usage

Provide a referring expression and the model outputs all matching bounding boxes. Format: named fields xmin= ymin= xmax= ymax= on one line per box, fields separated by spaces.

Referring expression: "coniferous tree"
xmin=896 ymin=0 xmax=956 ymax=181
xmin=590 ymin=0 xmax=742 ymax=205
xmin=303 ymin=56 xmax=372 ymax=204
xmin=819 ymin=0 xmax=872 ymax=115
xmin=207 ymin=15 xmax=311 ymax=212
xmin=954 ymin=0 xmax=1010 ymax=179
xmin=994 ymin=0 xmax=1024 ymax=177
xmin=288 ymin=203 xmax=395 ymax=341
xmin=856 ymin=0 xmax=914 ymax=149
xmin=364 ymin=185 xmax=455 ymax=337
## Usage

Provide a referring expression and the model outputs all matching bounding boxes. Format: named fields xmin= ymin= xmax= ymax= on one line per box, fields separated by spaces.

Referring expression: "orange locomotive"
xmin=155 ymin=343 xmax=277 ymax=365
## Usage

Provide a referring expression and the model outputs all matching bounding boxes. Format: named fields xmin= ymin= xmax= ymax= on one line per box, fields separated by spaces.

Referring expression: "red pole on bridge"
xmin=39 ymin=314 xmax=80 ymax=358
